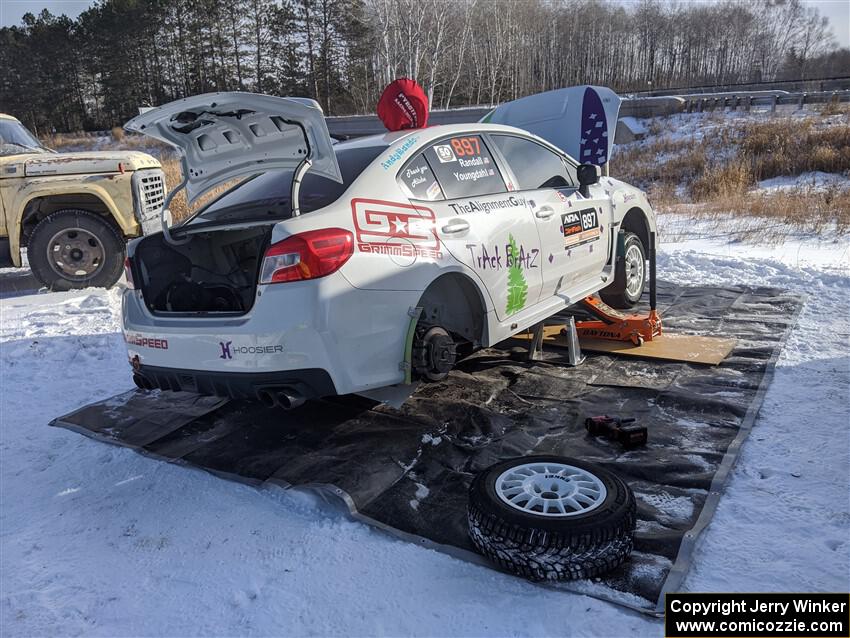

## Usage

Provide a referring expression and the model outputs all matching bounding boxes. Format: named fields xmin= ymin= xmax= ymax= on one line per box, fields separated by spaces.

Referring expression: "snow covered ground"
xmin=1 ymin=225 xmax=848 ymax=636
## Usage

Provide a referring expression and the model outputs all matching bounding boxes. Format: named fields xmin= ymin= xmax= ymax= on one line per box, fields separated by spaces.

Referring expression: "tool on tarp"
xmin=585 ymin=415 xmax=648 ymax=448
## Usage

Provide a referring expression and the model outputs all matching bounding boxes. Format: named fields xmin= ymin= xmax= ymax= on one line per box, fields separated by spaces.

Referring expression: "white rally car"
xmin=122 ymin=89 xmax=656 ymax=408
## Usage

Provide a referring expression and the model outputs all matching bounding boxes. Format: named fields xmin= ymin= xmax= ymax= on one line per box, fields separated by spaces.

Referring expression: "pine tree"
xmin=505 ymin=234 xmax=528 ymax=316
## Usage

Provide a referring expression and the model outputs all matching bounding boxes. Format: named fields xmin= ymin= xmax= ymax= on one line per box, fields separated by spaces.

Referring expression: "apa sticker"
xmin=561 ymin=207 xmax=602 ymax=248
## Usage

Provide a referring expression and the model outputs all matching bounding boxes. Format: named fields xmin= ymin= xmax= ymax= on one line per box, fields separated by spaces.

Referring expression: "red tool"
xmin=585 ymin=415 xmax=648 ymax=448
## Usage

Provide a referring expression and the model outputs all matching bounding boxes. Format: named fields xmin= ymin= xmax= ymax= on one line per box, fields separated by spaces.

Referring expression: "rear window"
xmin=191 ymin=144 xmax=386 ymax=224
xmin=421 ymin=135 xmax=506 ymax=199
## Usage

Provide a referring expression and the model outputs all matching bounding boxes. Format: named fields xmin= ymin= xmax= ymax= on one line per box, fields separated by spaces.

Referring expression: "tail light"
xmin=260 ymin=228 xmax=354 ymax=284
xmin=124 ymin=257 xmax=135 ymax=289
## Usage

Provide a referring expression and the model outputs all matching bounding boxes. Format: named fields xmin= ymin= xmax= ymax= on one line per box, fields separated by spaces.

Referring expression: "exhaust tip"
xmin=257 ymin=389 xmax=276 ymax=408
xmin=274 ymin=388 xmax=306 ymax=410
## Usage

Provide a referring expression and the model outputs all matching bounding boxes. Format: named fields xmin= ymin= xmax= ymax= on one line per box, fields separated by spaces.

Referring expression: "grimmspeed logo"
xmin=125 ymin=333 xmax=168 ymax=350
xmin=350 ymin=198 xmax=443 ymax=261
xmin=219 ymin=341 xmax=284 ymax=360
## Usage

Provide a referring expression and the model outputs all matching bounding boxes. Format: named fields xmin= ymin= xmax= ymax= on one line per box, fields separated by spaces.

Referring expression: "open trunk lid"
xmin=124 ymin=92 xmax=342 ymax=205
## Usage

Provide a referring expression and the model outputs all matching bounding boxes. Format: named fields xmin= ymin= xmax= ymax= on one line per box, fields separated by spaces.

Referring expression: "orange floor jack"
xmin=575 ymin=233 xmax=662 ymax=346
xmin=518 ymin=232 xmax=737 ymax=365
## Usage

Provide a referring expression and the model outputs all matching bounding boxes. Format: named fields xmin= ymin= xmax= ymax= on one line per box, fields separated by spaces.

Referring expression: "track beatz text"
xmin=465 ymin=242 xmax=539 ymax=270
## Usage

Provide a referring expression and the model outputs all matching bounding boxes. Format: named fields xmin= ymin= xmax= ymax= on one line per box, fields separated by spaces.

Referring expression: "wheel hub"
xmin=47 ymin=228 xmax=105 ymax=280
xmin=495 ymin=462 xmax=606 ymax=517
xmin=412 ymin=326 xmax=457 ymax=381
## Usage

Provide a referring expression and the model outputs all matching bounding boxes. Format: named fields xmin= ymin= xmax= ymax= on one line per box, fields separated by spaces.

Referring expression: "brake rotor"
xmin=412 ymin=326 xmax=457 ymax=381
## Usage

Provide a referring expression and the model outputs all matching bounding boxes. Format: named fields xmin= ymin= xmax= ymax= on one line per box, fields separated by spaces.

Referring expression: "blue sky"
xmin=1 ymin=0 xmax=848 ymax=47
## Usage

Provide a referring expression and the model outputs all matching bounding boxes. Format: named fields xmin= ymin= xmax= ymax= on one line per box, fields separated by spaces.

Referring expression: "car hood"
xmin=24 ymin=151 xmax=161 ymax=177
xmin=125 ymin=92 xmax=342 ymax=204
xmin=481 ymin=85 xmax=621 ymax=165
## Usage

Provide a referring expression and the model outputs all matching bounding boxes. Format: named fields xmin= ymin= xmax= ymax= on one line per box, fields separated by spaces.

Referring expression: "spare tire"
xmin=467 ymin=456 xmax=635 ymax=581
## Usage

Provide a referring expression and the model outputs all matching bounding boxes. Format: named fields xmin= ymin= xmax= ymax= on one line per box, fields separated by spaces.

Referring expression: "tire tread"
xmin=467 ymin=458 xmax=636 ymax=581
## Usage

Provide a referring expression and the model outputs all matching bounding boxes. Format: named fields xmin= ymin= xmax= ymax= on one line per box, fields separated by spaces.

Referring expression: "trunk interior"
xmin=134 ymin=226 xmax=272 ymax=314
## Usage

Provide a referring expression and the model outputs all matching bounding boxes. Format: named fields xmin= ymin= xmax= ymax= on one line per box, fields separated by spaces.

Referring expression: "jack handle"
xmin=649 ymin=231 xmax=657 ymax=312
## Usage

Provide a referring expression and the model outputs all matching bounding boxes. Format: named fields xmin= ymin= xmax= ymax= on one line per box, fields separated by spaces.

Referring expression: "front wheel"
xmin=28 ymin=209 xmax=126 ymax=291
xmin=600 ymin=231 xmax=646 ymax=309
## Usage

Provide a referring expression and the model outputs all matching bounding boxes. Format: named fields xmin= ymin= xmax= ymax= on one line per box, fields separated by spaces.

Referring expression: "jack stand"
xmin=525 ymin=317 xmax=584 ymax=366
xmin=561 ymin=316 xmax=586 ymax=366
xmin=526 ymin=322 xmax=545 ymax=361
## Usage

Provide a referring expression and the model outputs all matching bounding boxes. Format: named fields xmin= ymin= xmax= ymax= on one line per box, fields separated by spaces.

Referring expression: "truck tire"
xmin=28 ymin=209 xmax=126 ymax=291
xmin=467 ymin=456 xmax=635 ymax=581
xmin=600 ymin=231 xmax=646 ymax=309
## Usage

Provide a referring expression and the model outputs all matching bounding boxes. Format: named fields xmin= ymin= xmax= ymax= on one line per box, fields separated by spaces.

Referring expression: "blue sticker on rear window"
xmin=381 ymin=136 xmax=419 ymax=170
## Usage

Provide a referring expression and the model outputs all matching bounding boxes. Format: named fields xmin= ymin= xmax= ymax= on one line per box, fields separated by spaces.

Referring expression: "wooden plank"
xmin=511 ymin=327 xmax=737 ymax=365
xmin=579 ymin=333 xmax=737 ymax=364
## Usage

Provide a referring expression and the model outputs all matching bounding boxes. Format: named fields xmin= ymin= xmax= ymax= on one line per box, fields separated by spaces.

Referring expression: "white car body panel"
xmin=124 ymin=272 xmax=421 ymax=392
xmin=122 ymin=93 xmax=656 ymax=402
xmin=124 ymin=92 xmax=342 ymax=204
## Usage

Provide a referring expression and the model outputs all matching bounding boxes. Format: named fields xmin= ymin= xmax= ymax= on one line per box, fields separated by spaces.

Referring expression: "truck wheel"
xmin=28 ymin=209 xmax=126 ymax=291
xmin=600 ymin=232 xmax=646 ymax=309
xmin=468 ymin=455 xmax=635 ymax=581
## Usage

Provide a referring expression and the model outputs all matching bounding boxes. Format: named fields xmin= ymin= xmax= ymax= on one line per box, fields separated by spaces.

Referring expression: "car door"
xmin=397 ymin=133 xmax=543 ymax=321
xmin=487 ymin=133 xmax=612 ymax=300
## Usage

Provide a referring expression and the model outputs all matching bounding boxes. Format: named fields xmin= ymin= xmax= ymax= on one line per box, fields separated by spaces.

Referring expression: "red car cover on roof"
xmin=377 ymin=78 xmax=429 ymax=132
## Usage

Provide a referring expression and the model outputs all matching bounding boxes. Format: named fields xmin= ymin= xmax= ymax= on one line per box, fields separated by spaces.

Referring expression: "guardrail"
xmin=631 ymin=76 xmax=850 ymax=97
xmin=683 ymin=90 xmax=850 ymax=113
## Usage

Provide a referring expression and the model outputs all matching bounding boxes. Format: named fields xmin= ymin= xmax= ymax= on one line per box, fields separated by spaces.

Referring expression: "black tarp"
xmin=51 ymin=283 xmax=802 ymax=615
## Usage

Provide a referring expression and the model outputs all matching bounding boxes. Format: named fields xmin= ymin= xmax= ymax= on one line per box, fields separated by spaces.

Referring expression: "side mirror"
xmin=577 ymin=163 xmax=601 ymax=197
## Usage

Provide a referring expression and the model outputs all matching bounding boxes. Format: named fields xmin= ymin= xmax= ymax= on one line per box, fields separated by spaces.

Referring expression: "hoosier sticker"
xmin=561 ymin=207 xmax=602 ymax=248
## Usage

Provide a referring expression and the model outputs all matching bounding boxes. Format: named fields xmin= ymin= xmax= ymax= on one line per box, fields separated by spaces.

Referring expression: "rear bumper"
xmin=132 ymin=364 xmax=336 ymax=401
xmin=123 ymin=271 xmax=423 ymax=395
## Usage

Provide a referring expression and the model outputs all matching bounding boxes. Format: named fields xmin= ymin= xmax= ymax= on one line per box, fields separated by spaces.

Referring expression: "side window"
xmin=397 ymin=152 xmax=444 ymax=201
xmin=490 ymin=135 xmax=575 ymax=190
xmin=423 ymin=135 xmax=507 ymax=199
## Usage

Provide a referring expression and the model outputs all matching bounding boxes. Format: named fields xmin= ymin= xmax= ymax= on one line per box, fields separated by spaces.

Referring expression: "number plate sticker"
xmin=561 ymin=208 xmax=602 ymax=247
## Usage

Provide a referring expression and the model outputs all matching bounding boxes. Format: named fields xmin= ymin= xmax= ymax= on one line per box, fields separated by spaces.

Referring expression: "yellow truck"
xmin=0 ymin=113 xmax=166 ymax=290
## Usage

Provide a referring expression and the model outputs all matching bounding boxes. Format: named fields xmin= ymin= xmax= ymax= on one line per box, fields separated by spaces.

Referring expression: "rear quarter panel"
xmin=273 ymin=133 xmax=485 ymax=298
